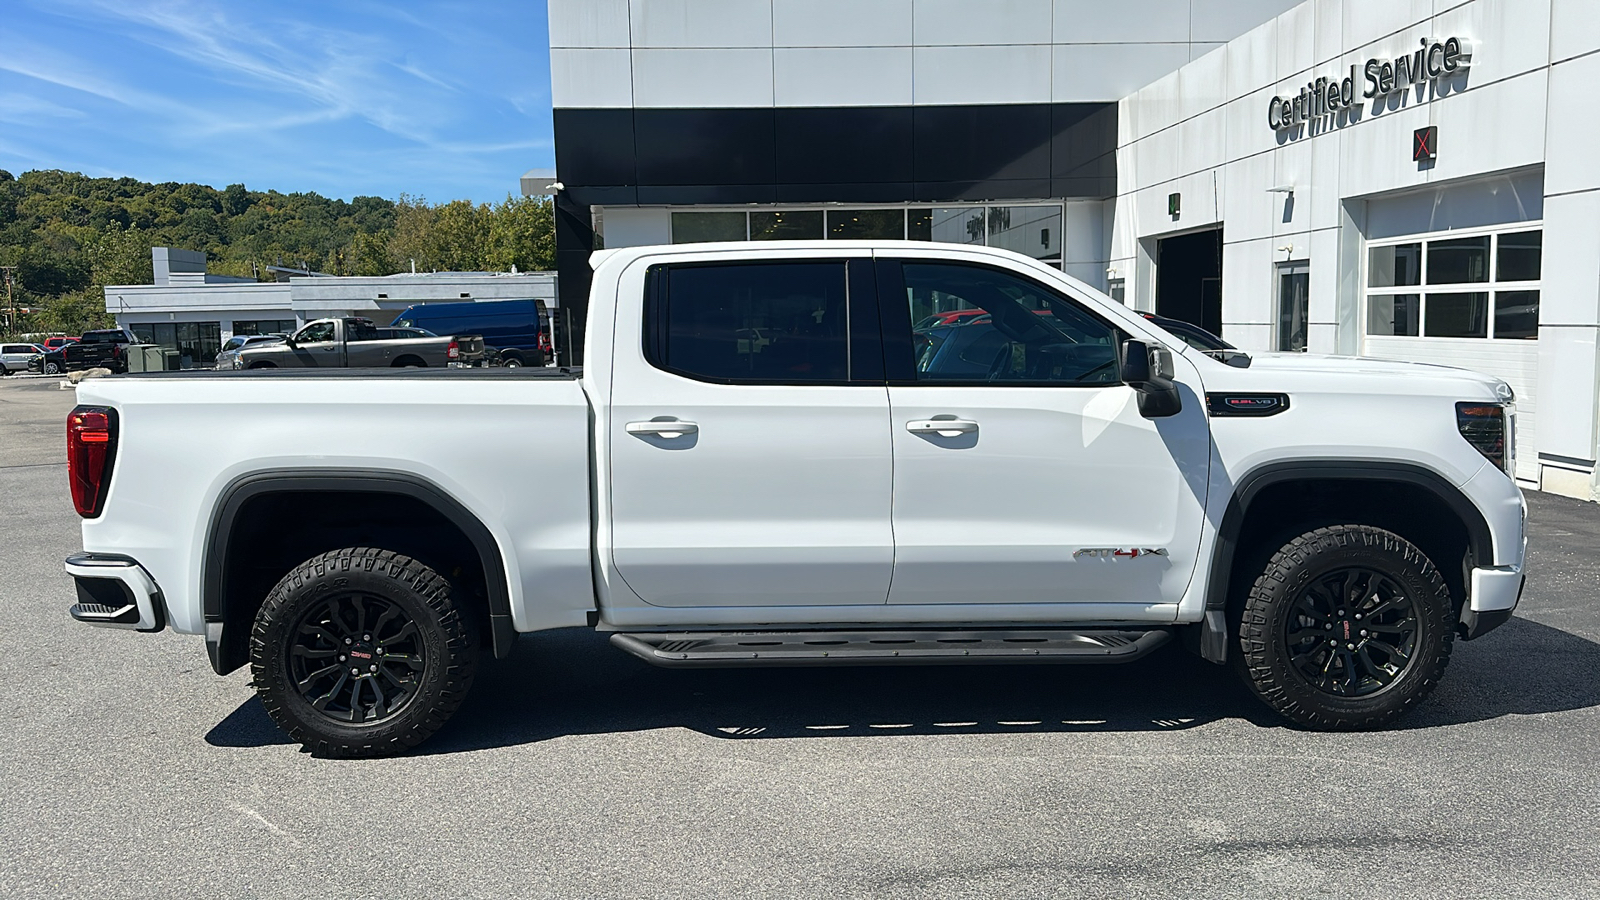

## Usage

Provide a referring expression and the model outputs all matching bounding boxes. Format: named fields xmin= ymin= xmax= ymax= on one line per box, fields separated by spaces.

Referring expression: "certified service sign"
xmin=1268 ymin=37 xmax=1474 ymax=132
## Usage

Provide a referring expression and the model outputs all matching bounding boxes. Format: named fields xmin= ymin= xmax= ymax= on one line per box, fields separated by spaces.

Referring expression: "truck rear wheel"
xmin=1236 ymin=525 xmax=1453 ymax=730
xmin=249 ymin=547 xmax=478 ymax=757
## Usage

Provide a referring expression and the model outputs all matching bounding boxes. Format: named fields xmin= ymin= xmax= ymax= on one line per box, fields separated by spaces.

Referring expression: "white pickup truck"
xmin=64 ymin=241 xmax=1526 ymax=756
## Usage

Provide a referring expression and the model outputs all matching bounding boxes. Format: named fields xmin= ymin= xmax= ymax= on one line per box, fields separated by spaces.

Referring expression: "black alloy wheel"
xmin=1236 ymin=525 xmax=1453 ymax=730
xmin=251 ymin=547 xmax=478 ymax=757
xmin=45 ymin=361 xmax=61 ymax=375
xmin=288 ymin=591 xmax=428 ymax=724
xmin=1281 ymin=566 xmax=1420 ymax=698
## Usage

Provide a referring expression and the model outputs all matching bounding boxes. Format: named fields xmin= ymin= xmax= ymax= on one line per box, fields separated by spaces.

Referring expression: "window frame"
xmin=1364 ymin=222 xmax=1542 ymax=341
xmin=877 ymin=258 xmax=1127 ymax=389
xmin=664 ymin=201 xmax=1070 ymax=268
xmin=641 ymin=258 xmax=882 ymax=387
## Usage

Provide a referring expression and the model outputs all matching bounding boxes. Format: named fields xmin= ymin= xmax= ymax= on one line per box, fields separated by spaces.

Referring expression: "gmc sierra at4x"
xmin=63 ymin=241 xmax=1525 ymax=756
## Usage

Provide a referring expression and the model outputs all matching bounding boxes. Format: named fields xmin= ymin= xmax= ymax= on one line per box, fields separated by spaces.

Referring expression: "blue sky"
xmin=0 ymin=0 xmax=554 ymax=204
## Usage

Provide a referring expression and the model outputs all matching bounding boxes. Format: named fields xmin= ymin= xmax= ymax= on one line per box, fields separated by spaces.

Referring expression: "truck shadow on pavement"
xmin=206 ymin=615 xmax=1600 ymax=754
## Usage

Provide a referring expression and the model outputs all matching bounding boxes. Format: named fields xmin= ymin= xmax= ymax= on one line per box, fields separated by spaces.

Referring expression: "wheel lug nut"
xmin=1324 ymin=624 xmax=1332 ymax=631
xmin=1346 ymin=643 xmax=1355 ymax=650
xmin=344 ymin=637 xmax=352 ymax=645
xmin=338 ymin=655 xmax=346 ymax=662
xmin=1354 ymin=613 xmax=1362 ymax=620
xmin=369 ymin=664 xmax=378 ymax=672
xmin=363 ymin=634 xmax=371 ymax=641
xmin=350 ymin=668 xmax=360 ymax=675
xmin=1360 ymin=630 xmax=1368 ymax=637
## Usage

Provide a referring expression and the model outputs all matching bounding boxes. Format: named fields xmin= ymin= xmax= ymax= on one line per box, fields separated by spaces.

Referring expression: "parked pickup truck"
xmin=63 ymin=328 xmax=134 ymax=373
xmin=65 ymin=241 xmax=1526 ymax=757
xmin=234 ymin=316 xmax=484 ymax=369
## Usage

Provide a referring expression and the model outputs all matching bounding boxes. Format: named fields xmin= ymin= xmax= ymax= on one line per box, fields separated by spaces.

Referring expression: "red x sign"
xmin=1413 ymin=126 xmax=1437 ymax=162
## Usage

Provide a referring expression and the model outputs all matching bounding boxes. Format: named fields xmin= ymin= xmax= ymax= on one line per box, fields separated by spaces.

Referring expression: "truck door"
xmin=877 ymin=255 xmax=1210 ymax=611
xmin=607 ymin=255 xmax=894 ymax=608
xmin=290 ymin=321 xmax=342 ymax=366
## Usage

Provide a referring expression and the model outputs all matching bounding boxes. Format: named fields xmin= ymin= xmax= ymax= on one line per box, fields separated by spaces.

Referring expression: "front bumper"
xmin=64 ymin=554 xmax=166 ymax=632
xmin=1459 ymin=564 xmax=1524 ymax=640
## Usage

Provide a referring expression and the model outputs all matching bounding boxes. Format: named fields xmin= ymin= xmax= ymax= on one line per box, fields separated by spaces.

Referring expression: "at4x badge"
xmin=1073 ymin=548 xmax=1169 ymax=559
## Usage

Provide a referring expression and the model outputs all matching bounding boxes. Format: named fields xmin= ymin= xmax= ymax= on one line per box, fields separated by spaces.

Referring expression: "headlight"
xmin=1456 ymin=402 xmax=1513 ymax=477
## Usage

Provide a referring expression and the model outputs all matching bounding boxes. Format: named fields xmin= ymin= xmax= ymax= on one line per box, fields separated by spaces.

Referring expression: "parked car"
xmin=27 ymin=347 xmax=65 ymax=376
xmin=912 ymin=309 xmax=990 ymax=330
xmin=66 ymin=241 xmax=1525 ymax=757
xmin=62 ymin=329 xmax=134 ymax=373
xmin=391 ymin=299 xmax=550 ymax=367
xmin=42 ymin=336 xmax=79 ymax=352
xmin=0 ymin=342 xmax=45 ymax=375
xmin=234 ymin=317 xmax=484 ymax=369
xmin=215 ymin=334 xmax=286 ymax=370
xmin=1139 ymin=312 xmax=1234 ymax=352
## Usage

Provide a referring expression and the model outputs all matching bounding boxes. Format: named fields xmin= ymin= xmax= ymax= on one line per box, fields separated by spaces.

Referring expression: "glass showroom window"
xmin=671 ymin=211 xmax=748 ymax=244
xmin=665 ymin=203 xmax=1069 ymax=267
xmin=1365 ymin=227 xmax=1540 ymax=340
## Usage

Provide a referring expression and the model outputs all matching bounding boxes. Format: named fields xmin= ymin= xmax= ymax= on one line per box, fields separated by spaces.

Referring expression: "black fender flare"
xmin=1197 ymin=460 xmax=1493 ymax=663
xmin=202 ymin=468 xmax=516 ymax=674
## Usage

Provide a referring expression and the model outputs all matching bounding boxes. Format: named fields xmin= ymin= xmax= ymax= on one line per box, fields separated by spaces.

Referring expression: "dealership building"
xmin=544 ymin=0 xmax=1600 ymax=500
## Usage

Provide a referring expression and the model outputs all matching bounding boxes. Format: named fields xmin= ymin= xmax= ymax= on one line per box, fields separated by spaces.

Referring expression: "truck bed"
xmin=74 ymin=371 xmax=596 ymax=639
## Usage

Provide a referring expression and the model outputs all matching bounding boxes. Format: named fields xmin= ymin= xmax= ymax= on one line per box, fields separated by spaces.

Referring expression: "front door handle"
xmin=906 ymin=418 xmax=978 ymax=436
xmin=626 ymin=420 xmax=699 ymax=437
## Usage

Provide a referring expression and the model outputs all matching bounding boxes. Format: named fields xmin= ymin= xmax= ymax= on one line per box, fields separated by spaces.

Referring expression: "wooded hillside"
xmin=0 ymin=169 xmax=555 ymax=335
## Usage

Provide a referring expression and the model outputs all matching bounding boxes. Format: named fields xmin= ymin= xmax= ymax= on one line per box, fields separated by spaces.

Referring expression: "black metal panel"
xmin=635 ymin=184 xmax=778 ymax=205
xmin=634 ymin=108 xmax=776 ymax=186
xmin=775 ymin=106 xmax=915 ymax=186
xmin=549 ymin=103 xmax=1116 ymax=200
xmin=774 ymin=182 xmax=918 ymax=204
xmin=565 ymin=185 xmax=638 ymax=207
xmin=552 ymin=108 xmax=636 ymax=187
xmin=912 ymin=179 xmax=1054 ymax=203
xmin=555 ymin=191 xmax=594 ymax=366
xmin=912 ymin=104 xmax=1053 ymax=183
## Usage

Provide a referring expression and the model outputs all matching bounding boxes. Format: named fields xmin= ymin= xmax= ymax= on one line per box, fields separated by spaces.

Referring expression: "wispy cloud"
xmin=3 ymin=0 xmax=554 ymax=202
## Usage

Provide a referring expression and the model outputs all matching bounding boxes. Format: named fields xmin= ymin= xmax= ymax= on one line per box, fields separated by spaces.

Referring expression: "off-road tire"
xmin=1237 ymin=525 xmax=1453 ymax=730
xmin=250 ymin=547 xmax=478 ymax=757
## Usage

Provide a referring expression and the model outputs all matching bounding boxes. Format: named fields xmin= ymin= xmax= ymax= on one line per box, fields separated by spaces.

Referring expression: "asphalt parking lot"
xmin=2 ymin=375 xmax=1598 ymax=899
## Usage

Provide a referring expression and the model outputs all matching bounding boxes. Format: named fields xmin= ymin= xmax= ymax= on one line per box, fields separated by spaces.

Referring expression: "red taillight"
xmin=447 ymin=340 xmax=460 ymax=360
xmin=67 ymin=406 xmax=117 ymax=518
xmin=539 ymin=332 xmax=551 ymax=354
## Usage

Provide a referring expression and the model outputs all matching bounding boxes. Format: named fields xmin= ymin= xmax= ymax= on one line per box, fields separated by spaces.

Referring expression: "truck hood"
xmin=1202 ymin=351 xmax=1513 ymax=399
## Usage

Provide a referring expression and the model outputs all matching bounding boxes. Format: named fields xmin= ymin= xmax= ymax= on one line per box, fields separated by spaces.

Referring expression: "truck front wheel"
xmin=249 ymin=547 xmax=478 ymax=757
xmin=1236 ymin=525 xmax=1453 ymax=730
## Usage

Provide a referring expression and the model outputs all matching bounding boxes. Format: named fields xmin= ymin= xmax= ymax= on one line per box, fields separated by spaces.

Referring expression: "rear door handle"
xmin=906 ymin=418 xmax=978 ymax=435
xmin=626 ymin=420 xmax=699 ymax=437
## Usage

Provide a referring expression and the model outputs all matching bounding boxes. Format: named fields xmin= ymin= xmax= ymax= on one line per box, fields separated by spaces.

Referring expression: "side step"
xmin=610 ymin=628 xmax=1172 ymax=668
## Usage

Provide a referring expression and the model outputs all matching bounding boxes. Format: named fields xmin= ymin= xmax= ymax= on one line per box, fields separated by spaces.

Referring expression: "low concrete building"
xmin=104 ymin=248 xmax=557 ymax=367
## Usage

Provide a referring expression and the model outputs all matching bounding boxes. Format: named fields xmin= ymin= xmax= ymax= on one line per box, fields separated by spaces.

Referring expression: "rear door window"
xmin=645 ymin=262 xmax=851 ymax=384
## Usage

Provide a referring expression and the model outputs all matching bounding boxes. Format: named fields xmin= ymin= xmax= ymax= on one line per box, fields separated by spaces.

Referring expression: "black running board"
xmin=609 ymin=628 xmax=1172 ymax=668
